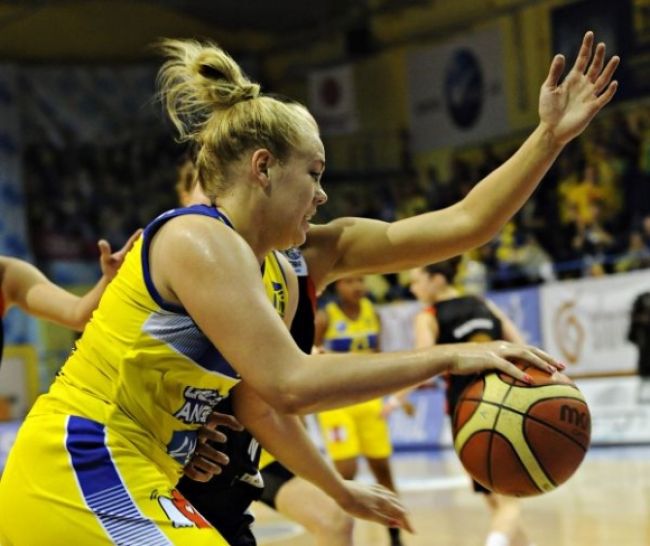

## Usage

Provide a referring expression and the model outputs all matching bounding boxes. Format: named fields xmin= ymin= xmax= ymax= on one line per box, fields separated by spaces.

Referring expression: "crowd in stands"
xmin=24 ymin=136 xmax=182 ymax=261
xmin=22 ymin=100 xmax=650 ymax=299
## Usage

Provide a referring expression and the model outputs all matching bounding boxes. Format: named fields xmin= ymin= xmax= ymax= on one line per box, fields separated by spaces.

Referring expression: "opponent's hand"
xmin=183 ymin=411 xmax=244 ymax=483
xmin=539 ymin=31 xmax=619 ymax=146
xmin=335 ymin=480 xmax=414 ymax=533
xmin=97 ymin=228 xmax=143 ymax=280
xmin=446 ymin=341 xmax=565 ymax=384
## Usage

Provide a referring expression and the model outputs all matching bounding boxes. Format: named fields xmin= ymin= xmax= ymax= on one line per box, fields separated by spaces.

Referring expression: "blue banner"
xmin=487 ymin=285 xmax=542 ymax=347
xmin=388 ymin=385 xmax=449 ymax=450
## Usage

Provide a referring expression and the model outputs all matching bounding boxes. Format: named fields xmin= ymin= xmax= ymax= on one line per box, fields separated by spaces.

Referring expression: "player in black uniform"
xmin=394 ymin=258 xmax=534 ymax=546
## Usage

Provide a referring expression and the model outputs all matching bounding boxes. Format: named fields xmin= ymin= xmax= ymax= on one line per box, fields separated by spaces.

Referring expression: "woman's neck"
xmin=434 ymin=286 xmax=461 ymax=303
xmin=339 ymin=299 xmax=361 ymax=319
xmin=217 ymin=199 xmax=273 ymax=265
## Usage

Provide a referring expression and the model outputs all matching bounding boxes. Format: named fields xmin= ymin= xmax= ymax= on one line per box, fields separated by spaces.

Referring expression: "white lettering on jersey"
xmin=453 ymin=318 xmax=495 ymax=340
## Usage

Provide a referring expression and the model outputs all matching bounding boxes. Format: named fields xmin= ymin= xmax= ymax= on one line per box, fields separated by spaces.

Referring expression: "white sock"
xmin=485 ymin=532 xmax=510 ymax=546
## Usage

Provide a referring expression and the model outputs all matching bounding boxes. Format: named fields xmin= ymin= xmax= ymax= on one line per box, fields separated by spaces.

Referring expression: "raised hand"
xmin=446 ymin=341 xmax=565 ymax=384
xmin=539 ymin=31 xmax=619 ymax=146
xmin=336 ymin=480 xmax=414 ymax=533
xmin=97 ymin=228 xmax=143 ymax=280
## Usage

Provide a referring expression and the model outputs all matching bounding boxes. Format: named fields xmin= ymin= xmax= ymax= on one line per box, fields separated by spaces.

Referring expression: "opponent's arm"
xmin=303 ymin=32 xmax=619 ymax=291
xmin=155 ymin=215 xmax=560 ymax=415
xmin=0 ymin=229 xmax=140 ymax=329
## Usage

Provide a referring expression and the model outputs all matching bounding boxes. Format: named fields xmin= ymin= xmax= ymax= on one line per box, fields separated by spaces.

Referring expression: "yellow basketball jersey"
xmin=322 ymin=297 xmax=380 ymax=353
xmin=32 ymin=205 xmax=289 ymax=480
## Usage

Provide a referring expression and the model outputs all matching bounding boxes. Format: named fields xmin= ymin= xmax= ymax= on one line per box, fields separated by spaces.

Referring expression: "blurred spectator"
xmin=616 ymin=231 xmax=650 ymax=273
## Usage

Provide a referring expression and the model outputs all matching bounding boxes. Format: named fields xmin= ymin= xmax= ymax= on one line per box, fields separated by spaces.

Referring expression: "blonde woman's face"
xmin=272 ymin=132 xmax=327 ymax=247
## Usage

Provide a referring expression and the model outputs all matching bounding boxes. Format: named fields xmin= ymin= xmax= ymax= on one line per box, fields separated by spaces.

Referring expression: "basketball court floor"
xmin=252 ymin=445 xmax=649 ymax=545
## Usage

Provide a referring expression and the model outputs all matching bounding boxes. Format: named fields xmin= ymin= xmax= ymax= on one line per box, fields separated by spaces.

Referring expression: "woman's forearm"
xmin=283 ymin=346 xmax=456 ymax=414
xmin=233 ymin=384 xmax=351 ymax=505
xmin=458 ymin=123 xmax=563 ymax=241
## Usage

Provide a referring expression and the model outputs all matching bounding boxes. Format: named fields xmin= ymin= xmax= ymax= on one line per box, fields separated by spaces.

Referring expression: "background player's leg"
xmin=484 ymin=494 xmax=533 ymax=546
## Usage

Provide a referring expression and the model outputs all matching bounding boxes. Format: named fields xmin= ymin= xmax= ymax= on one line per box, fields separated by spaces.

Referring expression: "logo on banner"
xmin=308 ymin=64 xmax=358 ymax=135
xmin=554 ymin=300 xmax=585 ymax=364
xmin=444 ymin=48 xmax=484 ymax=129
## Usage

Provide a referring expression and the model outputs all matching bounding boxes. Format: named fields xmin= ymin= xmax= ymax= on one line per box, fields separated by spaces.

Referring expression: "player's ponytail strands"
xmin=156 ymin=38 xmax=318 ymax=200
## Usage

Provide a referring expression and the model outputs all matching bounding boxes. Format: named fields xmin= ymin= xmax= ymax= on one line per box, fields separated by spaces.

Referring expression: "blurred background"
xmin=1 ymin=0 xmax=650 ymax=472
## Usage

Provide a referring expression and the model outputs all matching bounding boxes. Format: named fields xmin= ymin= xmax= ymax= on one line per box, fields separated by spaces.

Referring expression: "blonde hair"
xmin=157 ymin=39 xmax=318 ymax=200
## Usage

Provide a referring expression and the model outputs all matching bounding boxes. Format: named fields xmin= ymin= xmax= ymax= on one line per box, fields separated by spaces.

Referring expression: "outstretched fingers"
xmin=594 ymin=80 xmax=618 ymax=110
xmin=593 ymin=55 xmax=620 ymax=95
xmin=544 ymin=54 xmax=566 ymax=89
xmin=585 ymin=42 xmax=606 ymax=82
xmin=370 ymin=485 xmax=414 ymax=533
xmin=571 ymin=31 xmax=595 ymax=74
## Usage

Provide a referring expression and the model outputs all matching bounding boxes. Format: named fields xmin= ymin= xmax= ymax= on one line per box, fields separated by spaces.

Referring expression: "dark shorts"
xmin=178 ymin=475 xmax=261 ymax=545
xmin=258 ymin=461 xmax=296 ymax=509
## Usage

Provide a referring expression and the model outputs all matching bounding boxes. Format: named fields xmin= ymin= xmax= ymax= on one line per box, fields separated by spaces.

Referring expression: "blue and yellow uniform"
xmin=317 ymin=298 xmax=392 ymax=461
xmin=0 ymin=205 xmax=289 ymax=546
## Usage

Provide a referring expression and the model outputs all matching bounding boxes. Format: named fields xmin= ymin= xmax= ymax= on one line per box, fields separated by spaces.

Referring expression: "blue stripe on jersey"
xmin=326 ymin=338 xmax=352 ymax=352
xmin=143 ymin=311 xmax=238 ymax=378
xmin=325 ymin=334 xmax=379 ymax=352
xmin=141 ymin=205 xmax=230 ymax=314
xmin=66 ymin=416 xmax=172 ymax=546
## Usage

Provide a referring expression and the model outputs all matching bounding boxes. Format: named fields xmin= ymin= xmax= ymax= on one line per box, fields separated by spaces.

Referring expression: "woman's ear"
xmin=251 ymin=149 xmax=274 ymax=187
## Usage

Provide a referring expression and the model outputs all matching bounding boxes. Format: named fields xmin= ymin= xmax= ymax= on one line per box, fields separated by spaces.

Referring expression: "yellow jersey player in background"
xmin=316 ymin=277 xmax=404 ymax=546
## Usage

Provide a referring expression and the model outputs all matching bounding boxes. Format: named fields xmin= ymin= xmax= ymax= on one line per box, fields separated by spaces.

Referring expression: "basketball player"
xmin=173 ymin=31 xmax=618 ymax=545
xmin=175 ymin=165 xmax=356 ymax=546
xmin=315 ymin=277 xmax=404 ymax=546
xmin=391 ymin=258 xmax=534 ymax=546
xmin=0 ymin=231 xmax=141 ymax=362
xmin=0 ymin=39 xmax=565 ymax=546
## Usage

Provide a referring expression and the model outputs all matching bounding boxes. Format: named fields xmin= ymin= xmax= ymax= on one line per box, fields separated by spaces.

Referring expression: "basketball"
xmin=452 ymin=362 xmax=591 ymax=497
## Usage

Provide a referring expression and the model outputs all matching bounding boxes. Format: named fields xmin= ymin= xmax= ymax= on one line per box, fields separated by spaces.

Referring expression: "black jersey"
xmin=178 ymin=247 xmax=314 ymax=545
xmin=433 ymin=296 xmax=503 ymax=414
xmin=284 ymin=247 xmax=317 ymax=354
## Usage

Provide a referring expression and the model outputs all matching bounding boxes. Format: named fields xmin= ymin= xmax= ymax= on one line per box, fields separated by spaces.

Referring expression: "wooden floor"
xmin=251 ymin=446 xmax=650 ymax=546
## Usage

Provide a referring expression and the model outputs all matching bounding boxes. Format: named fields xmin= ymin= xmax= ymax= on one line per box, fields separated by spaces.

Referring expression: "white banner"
xmin=576 ymin=376 xmax=650 ymax=444
xmin=376 ymin=300 xmax=421 ymax=352
xmin=540 ymin=270 xmax=650 ymax=376
xmin=308 ymin=64 xmax=359 ymax=136
xmin=407 ymin=24 xmax=509 ymax=151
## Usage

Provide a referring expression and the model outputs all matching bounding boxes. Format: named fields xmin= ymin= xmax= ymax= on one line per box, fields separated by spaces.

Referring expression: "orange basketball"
xmin=452 ymin=362 xmax=591 ymax=497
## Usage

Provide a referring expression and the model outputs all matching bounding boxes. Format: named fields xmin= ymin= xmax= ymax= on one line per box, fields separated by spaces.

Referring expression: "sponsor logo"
xmin=272 ymin=281 xmax=286 ymax=316
xmin=554 ymin=300 xmax=585 ymax=364
xmin=560 ymin=404 xmax=589 ymax=430
xmin=167 ymin=430 xmax=198 ymax=466
xmin=174 ymin=387 xmax=223 ymax=425
xmin=154 ymin=489 xmax=211 ymax=529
